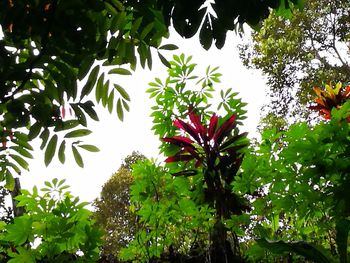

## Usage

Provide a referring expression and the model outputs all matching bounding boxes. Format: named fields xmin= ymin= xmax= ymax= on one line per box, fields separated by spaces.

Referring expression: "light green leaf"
xmin=78 ymin=144 xmax=100 ymax=152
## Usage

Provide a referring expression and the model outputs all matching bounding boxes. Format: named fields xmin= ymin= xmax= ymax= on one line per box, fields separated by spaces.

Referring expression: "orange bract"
xmin=310 ymin=83 xmax=350 ymax=120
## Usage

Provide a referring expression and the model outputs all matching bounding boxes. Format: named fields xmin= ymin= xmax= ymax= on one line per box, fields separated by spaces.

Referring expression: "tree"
xmin=93 ymin=151 xmax=146 ymax=260
xmin=0 ymin=178 xmax=102 ymax=262
xmin=239 ymin=0 xmax=350 ymax=128
xmin=119 ymin=54 xmax=251 ymax=262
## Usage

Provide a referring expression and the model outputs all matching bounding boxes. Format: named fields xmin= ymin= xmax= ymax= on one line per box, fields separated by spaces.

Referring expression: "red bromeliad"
xmin=162 ymin=107 xmax=249 ymax=217
xmin=310 ymin=83 xmax=350 ymax=120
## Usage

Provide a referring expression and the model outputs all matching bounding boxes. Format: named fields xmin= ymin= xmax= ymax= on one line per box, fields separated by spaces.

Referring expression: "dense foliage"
xmin=0 ymin=179 xmax=102 ymax=262
xmin=239 ymin=0 xmax=350 ymax=129
xmin=93 ymin=151 xmax=145 ymax=259
xmin=3 ymin=1 xmax=350 ymax=262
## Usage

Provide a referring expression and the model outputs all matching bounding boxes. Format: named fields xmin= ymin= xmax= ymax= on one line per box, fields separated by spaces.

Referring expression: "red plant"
xmin=310 ymin=83 xmax=350 ymax=120
xmin=162 ymin=108 xmax=249 ymax=218
xmin=162 ymin=108 xmax=247 ymax=176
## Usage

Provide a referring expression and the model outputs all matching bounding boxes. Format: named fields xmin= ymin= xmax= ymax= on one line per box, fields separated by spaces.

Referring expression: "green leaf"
xmin=80 ymin=65 xmax=100 ymax=99
xmin=9 ymin=146 xmax=33 ymax=159
xmin=115 ymin=84 xmax=130 ymax=101
xmin=256 ymin=239 xmax=332 ymax=263
xmin=80 ymin=101 xmax=99 ymax=121
xmin=72 ymin=145 xmax=84 ymax=168
xmin=58 ymin=140 xmax=66 ymax=164
xmin=28 ymin=122 xmax=42 ymax=140
xmin=64 ymin=129 xmax=92 ymax=138
xmin=10 ymin=154 xmax=29 ymax=170
xmin=159 ymin=44 xmax=178 ymax=50
xmin=95 ymin=73 xmax=105 ymax=103
xmin=108 ymin=89 xmax=114 ymax=113
xmin=78 ymin=144 xmax=100 ymax=152
xmin=5 ymin=170 xmax=15 ymax=190
xmin=44 ymin=135 xmax=58 ymax=166
xmin=140 ymin=22 xmax=154 ymax=40
xmin=5 ymin=216 xmax=32 ymax=246
xmin=157 ymin=52 xmax=171 ymax=68
xmin=8 ymin=247 xmax=36 ymax=263
xmin=108 ymin=68 xmax=132 ymax=75
xmin=39 ymin=129 xmax=50 ymax=150
xmin=116 ymin=99 xmax=124 ymax=121
xmin=130 ymin=16 xmax=143 ymax=37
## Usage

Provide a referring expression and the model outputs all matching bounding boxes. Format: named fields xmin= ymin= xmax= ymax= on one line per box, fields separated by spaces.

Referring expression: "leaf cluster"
xmin=0 ymin=178 xmax=102 ymax=262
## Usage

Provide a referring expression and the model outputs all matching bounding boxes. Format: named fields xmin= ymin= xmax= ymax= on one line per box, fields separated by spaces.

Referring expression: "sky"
xmin=20 ymin=28 xmax=268 ymax=204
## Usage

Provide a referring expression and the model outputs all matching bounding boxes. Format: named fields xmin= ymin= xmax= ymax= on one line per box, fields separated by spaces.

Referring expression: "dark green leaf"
xmin=72 ymin=145 xmax=84 ymax=168
xmin=140 ymin=22 xmax=154 ymax=40
xmin=116 ymin=99 xmax=124 ymax=121
xmin=28 ymin=122 xmax=42 ymax=140
xmin=108 ymin=68 xmax=132 ymax=75
xmin=9 ymin=154 xmax=29 ymax=170
xmin=115 ymin=84 xmax=130 ymax=101
xmin=64 ymin=129 xmax=92 ymax=138
xmin=157 ymin=52 xmax=171 ymax=68
xmin=159 ymin=44 xmax=178 ymax=50
xmin=80 ymin=65 xmax=100 ymax=99
xmin=44 ymin=135 xmax=58 ymax=166
xmin=256 ymin=239 xmax=332 ymax=263
xmin=58 ymin=140 xmax=66 ymax=164
xmin=9 ymin=146 xmax=33 ymax=159
xmin=108 ymin=89 xmax=114 ymax=113
xmin=40 ymin=129 xmax=50 ymax=150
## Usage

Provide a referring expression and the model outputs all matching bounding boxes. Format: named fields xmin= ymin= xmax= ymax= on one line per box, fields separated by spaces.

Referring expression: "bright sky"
xmin=20 ymin=29 xmax=268 ymax=204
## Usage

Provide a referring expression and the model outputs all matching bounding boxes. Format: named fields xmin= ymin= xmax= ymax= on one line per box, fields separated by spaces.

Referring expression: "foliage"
xmin=93 ymin=151 xmax=145 ymax=259
xmin=0 ymin=186 xmax=12 ymax=223
xmin=119 ymin=159 xmax=215 ymax=262
xmin=239 ymin=0 xmax=350 ymax=128
xmin=119 ymin=55 xmax=251 ymax=262
xmin=0 ymin=0 xmax=304 ymax=189
xmin=0 ymin=178 xmax=102 ymax=262
xmin=0 ymin=0 xmax=172 ymax=187
xmin=159 ymin=0 xmax=304 ymax=50
xmin=237 ymin=92 xmax=350 ymax=261
xmin=310 ymin=82 xmax=350 ymax=120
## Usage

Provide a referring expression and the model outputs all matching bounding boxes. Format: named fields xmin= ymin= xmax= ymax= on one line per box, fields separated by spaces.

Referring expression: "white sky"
xmin=20 ymin=29 xmax=268 ymax=204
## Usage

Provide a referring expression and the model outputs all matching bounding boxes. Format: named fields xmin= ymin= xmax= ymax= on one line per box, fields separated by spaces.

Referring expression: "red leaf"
xmin=174 ymin=119 xmax=201 ymax=143
xmin=189 ymin=109 xmax=205 ymax=136
xmin=162 ymin=136 xmax=194 ymax=147
xmin=164 ymin=155 xmax=195 ymax=163
xmin=213 ymin=114 xmax=237 ymax=144
xmin=208 ymin=113 xmax=218 ymax=139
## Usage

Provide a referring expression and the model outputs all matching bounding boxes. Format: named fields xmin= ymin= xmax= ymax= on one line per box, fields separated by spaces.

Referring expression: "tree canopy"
xmin=93 ymin=151 xmax=145 ymax=259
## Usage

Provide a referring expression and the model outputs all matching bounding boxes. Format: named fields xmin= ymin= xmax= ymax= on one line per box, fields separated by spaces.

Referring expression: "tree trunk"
xmin=10 ymin=178 xmax=24 ymax=217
